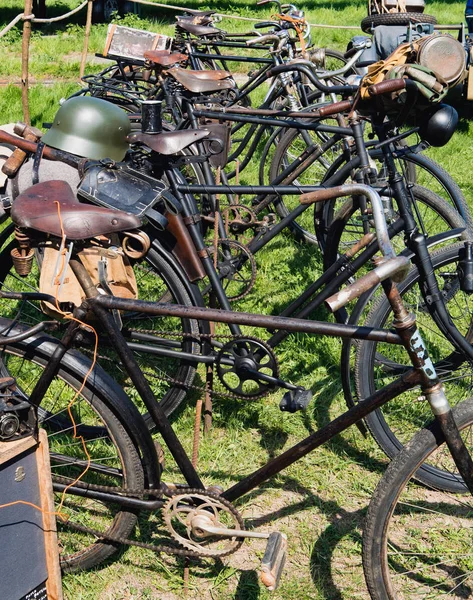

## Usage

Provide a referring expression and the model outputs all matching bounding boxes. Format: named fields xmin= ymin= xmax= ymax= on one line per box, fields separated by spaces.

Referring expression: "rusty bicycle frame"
xmin=5 ymin=184 xmax=473 ymax=514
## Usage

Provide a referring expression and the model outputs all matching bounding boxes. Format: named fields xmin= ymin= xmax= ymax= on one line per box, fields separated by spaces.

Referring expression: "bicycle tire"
xmin=323 ymin=185 xmax=468 ymax=273
xmin=355 ymin=242 xmax=473 ymax=491
xmin=322 ymin=149 xmax=473 ymax=235
xmin=268 ymin=113 xmax=344 ymax=244
xmin=361 ymin=12 xmax=437 ymax=33
xmin=0 ymin=318 xmax=146 ymax=573
xmin=0 ymin=238 xmax=200 ymax=419
xmin=363 ymin=397 xmax=473 ymax=599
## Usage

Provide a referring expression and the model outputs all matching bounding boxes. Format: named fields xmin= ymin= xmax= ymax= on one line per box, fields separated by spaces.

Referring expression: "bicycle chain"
xmin=85 ymin=330 xmax=280 ymax=402
xmin=58 ymin=487 xmax=243 ymax=560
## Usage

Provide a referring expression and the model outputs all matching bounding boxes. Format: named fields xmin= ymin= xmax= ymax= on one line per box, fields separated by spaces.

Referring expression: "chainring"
xmin=163 ymin=490 xmax=244 ymax=557
xmin=215 ymin=336 xmax=280 ymax=398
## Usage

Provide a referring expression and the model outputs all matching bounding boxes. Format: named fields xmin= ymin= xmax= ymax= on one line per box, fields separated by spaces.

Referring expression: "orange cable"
xmin=51 ymin=200 xmax=99 ymax=517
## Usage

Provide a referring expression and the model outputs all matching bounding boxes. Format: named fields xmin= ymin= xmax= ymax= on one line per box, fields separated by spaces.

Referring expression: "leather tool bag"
xmin=39 ymin=241 xmax=138 ymax=319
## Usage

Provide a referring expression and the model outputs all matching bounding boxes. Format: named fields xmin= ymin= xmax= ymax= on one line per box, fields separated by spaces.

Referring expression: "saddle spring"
xmin=11 ymin=228 xmax=34 ymax=276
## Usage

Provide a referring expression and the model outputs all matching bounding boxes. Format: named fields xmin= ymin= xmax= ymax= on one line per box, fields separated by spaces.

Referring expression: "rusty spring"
xmin=11 ymin=228 xmax=35 ymax=277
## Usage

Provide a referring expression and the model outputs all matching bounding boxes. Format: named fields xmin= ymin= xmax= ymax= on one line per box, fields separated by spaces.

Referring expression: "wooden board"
xmin=103 ymin=24 xmax=171 ymax=60
xmin=0 ymin=430 xmax=62 ymax=600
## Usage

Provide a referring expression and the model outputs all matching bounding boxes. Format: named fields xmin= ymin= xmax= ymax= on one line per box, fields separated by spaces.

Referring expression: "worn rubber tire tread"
xmin=361 ymin=12 xmax=437 ymax=33
xmin=362 ymin=397 xmax=473 ymax=600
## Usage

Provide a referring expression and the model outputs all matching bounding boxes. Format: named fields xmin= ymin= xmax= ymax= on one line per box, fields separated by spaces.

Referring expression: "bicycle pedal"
xmin=260 ymin=531 xmax=287 ymax=591
xmin=279 ymin=388 xmax=313 ymax=413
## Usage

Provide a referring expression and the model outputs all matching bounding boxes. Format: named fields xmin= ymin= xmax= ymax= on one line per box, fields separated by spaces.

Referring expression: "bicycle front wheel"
xmin=0 ymin=319 xmax=145 ymax=573
xmin=363 ymin=397 xmax=473 ymax=599
xmin=355 ymin=243 xmax=473 ymax=491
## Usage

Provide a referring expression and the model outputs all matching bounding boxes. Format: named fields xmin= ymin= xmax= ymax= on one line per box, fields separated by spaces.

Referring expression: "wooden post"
xmin=21 ymin=0 xmax=33 ymax=125
xmin=80 ymin=0 xmax=94 ymax=79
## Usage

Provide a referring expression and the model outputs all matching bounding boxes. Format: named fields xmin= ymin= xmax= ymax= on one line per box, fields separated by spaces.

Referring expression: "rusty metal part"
xmin=435 ymin=409 xmax=473 ymax=495
xmin=93 ymin=294 xmax=404 ymax=345
xmin=11 ymin=228 xmax=34 ymax=276
xmin=163 ymin=491 xmax=244 ymax=557
xmin=122 ymin=229 xmax=151 ymax=260
xmin=417 ymin=34 xmax=466 ymax=85
xmin=345 ymin=232 xmax=376 ymax=260
xmin=11 ymin=247 xmax=34 ymax=276
xmin=325 ymin=256 xmax=411 ymax=312
xmin=2 ymin=121 xmax=43 ymax=178
xmin=300 ymin=185 xmax=395 ymax=260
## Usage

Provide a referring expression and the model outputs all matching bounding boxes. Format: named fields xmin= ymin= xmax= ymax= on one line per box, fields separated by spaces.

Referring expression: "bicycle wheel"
xmin=355 ymin=243 xmax=473 ymax=491
xmin=323 ymin=185 xmax=468 ymax=273
xmin=363 ymin=397 xmax=473 ymax=599
xmin=321 ymin=149 xmax=473 ymax=239
xmin=0 ymin=319 xmax=145 ymax=573
xmin=267 ymin=114 xmax=346 ymax=244
xmin=0 ymin=237 xmax=200 ymax=418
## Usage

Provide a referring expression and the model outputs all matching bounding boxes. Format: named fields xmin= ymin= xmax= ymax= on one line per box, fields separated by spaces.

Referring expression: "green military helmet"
xmin=42 ymin=96 xmax=131 ymax=161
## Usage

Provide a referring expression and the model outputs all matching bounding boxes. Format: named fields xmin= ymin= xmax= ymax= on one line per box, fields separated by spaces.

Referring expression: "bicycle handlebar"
xmin=254 ymin=21 xmax=282 ymax=30
xmin=246 ymin=34 xmax=282 ymax=47
xmin=367 ymin=78 xmax=406 ymax=96
xmin=268 ymin=62 xmax=358 ymax=95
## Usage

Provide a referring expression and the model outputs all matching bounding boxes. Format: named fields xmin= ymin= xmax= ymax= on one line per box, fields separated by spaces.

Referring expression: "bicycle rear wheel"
xmin=0 ymin=236 xmax=200 ymax=419
xmin=363 ymin=397 xmax=473 ymax=599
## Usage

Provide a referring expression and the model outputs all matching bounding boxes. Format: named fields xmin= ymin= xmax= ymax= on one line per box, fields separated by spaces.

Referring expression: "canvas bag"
xmin=39 ymin=240 xmax=138 ymax=319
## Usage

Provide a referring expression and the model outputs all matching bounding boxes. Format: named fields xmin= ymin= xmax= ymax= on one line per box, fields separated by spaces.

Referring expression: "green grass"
xmin=2 ymin=1 xmax=473 ymax=599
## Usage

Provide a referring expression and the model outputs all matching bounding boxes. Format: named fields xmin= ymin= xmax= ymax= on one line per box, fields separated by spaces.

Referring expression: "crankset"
xmin=215 ymin=337 xmax=280 ymax=398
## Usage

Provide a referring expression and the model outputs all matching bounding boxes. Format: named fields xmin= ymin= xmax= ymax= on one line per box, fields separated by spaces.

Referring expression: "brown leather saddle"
xmin=175 ymin=20 xmax=222 ymax=37
xmin=167 ymin=67 xmax=235 ymax=93
xmin=144 ymin=49 xmax=188 ymax=67
xmin=127 ymin=129 xmax=210 ymax=154
xmin=11 ymin=180 xmax=142 ymax=240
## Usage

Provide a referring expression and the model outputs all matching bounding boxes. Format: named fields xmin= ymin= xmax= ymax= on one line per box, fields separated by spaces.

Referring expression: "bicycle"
xmin=1 ymin=178 xmax=473 ymax=599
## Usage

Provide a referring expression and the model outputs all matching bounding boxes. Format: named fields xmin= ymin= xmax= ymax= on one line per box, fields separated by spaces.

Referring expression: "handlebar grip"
xmin=325 ymin=256 xmax=411 ymax=312
xmin=247 ymin=34 xmax=279 ymax=46
xmin=2 ymin=148 xmax=28 ymax=177
xmin=2 ymin=121 xmax=43 ymax=178
xmin=257 ymin=0 xmax=272 ymax=4
xmin=315 ymin=99 xmax=353 ymax=118
xmin=254 ymin=21 xmax=280 ymax=29
xmin=367 ymin=78 xmax=406 ymax=97
xmin=343 ymin=45 xmax=359 ymax=60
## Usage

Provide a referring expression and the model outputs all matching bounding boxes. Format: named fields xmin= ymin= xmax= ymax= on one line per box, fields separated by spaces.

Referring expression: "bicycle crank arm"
xmin=243 ymin=368 xmax=300 ymax=391
xmin=191 ymin=513 xmax=269 ymax=539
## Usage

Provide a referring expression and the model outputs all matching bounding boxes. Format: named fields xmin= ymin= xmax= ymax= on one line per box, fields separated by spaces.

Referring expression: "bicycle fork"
xmin=382 ymin=276 xmax=473 ymax=494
